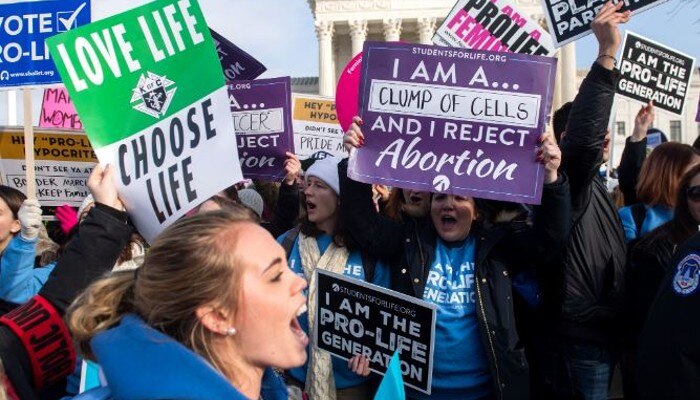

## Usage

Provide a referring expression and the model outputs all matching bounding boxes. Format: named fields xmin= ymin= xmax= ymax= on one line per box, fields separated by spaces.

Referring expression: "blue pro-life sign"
xmin=0 ymin=0 xmax=90 ymax=88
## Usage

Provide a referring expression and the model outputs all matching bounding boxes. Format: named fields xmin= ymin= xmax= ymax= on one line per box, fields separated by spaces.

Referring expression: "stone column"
xmin=348 ymin=19 xmax=368 ymax=56
xmin=417 ymin=17 xmax=437 ymax=44
xmin=315 ymin=20 xmax=335 ymax=96
xmin=552 ymin=48 xmax=563 ymax=113
xmin=560 ymin=42 xmax=577 ymax=103
xmin=383 ymin=18 xmax=402 ymax=42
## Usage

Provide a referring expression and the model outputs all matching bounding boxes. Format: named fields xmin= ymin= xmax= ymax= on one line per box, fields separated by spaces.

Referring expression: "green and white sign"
xmin=47 ymin=0 xmax=243 ymax=242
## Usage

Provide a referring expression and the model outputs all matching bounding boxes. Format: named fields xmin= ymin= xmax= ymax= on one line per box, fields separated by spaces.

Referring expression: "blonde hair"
xmin=67 ymin=210 xmax=257 ymax=378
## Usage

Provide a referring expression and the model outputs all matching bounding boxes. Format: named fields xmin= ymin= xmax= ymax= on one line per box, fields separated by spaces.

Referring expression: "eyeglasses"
xmin=687 ymin=186 xmax=700 ymax=202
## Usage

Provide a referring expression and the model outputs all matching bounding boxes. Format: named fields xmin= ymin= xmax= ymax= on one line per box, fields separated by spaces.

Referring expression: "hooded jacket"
xmin=339 ymin=160 xmax=571 ymax=400
xmin=73 ymin=314 xmax=287 ymax=400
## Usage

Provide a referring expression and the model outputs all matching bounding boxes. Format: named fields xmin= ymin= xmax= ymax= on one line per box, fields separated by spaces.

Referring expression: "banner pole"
xmin=23 ymin=88 xmax=36 ymax=199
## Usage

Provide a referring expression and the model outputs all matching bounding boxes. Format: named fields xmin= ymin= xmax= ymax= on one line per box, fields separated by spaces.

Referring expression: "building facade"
xmin=305 ymin=0 xmax=580 ymax=111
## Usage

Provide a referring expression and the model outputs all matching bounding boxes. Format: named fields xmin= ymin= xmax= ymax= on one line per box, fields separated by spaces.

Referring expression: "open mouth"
xmin=291 ymin=304 xmax=309 ymax=347
xmin=440 ymin=215 xmax=457 ymax=230
xmin=409 ymin=194 xmax=423 ymax=204
xmin=306 ymin=201 xmax=317 ymax=212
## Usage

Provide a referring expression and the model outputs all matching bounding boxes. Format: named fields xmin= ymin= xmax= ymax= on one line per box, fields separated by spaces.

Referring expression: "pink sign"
xmin=335 ymin=52 xmax=362 ymax=132
xmin=39 ymin=87 xmax=82 ymax=130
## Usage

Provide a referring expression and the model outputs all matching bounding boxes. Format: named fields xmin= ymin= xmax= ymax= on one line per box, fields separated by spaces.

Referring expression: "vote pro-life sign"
xmin=315 ymin=270 xmax=437 ymax=394
xmin=348 ymin=42 xmax=556 ymax=204
xmin=46 ymin=0 xmax=243 ymax=242
xmin=540 ymin=0 xmax=669 ymax=47
xmin=228 ymin=77 xmax=293 ymax=181
xmin=433 ymin=0 xmax=556 ymax=56
xmin=616 ymin=32 xmax=695 ymax=116
xmin=0 ymin=0 xmax=90 ymax=87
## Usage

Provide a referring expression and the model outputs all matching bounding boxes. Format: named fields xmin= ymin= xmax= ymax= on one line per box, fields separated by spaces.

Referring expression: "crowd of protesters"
xmin=0 ymin=2 xmax=699 ymax=400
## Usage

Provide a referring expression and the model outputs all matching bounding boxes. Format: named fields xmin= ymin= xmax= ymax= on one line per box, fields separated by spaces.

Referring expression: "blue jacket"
xmin=73 ymin=314 xmax=287 ymax=400
xmin=0 ymin=235 xmax=56 ymax=304
xmin=618 ymin=204 xmax=673 ymax=243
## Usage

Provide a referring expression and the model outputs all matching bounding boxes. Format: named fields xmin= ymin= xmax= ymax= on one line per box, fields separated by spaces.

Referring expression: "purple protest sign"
xmin=348 ymin=42 xmax=556 ymax=204
xmin=211 ymin=29 xmax=266 ymax=81
xmin=228 ymin=77 xmax=293 ymax=181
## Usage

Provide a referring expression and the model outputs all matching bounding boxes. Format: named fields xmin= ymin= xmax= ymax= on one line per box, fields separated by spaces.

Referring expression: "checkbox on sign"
xmin=55 ymin=2 xmax=87 ymax=32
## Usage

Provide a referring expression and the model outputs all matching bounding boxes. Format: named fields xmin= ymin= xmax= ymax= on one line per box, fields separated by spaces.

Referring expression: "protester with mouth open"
xmin=341 ymin=115 xmax=570 ymax=400
xmin=277 ymin=156 xmax=390 ymax=400
xmin=66 ymin=211 xmax=310 ymax=400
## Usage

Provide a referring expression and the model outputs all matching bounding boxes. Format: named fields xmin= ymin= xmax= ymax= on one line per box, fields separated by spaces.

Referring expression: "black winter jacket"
xmin=637 ymin=231 xmax=700 ymax=399
xmin=626 ymin=223 xmax=680 ymax=337
xmin=0 ymin=204 xmax=133 ymax=400
xmin=548 ymin=62 xmax=627 ymax=344
xmin=339 ymin=161 xmax=571 ymax=400
xmin=617 ymin=136 xmax=647 ymax=206
xmin=260 ymin=181 xmax=300 ymax=238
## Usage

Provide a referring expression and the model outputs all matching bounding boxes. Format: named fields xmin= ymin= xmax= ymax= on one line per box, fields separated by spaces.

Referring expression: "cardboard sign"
xmin=617 ymin=32 xmax=695 ymax=116
xmin=292 ymin=94 xmax=346 ymax=160
xmin=47 ymin=0 xmax=243 ymax=242
xmin=348 ymin=41 xmax=556 ymax=204
xmin=210 ymin=29 xmax=266 ymax=81
xmin=0 ymin=127 xmax=96 ymax=207
xmin=433 ymin=0 xmax=555 ymax=56
xmin=0 ymin=0 xmax=91 ymax=88
xmin=39 ymin=87 xmax=82 ymax=130
xmin=315 ymin=270 xmax=437 ymax=394
xmin=228 ymin=77 xmax=293 ymax=181
xmin=541 ymin=0 xmax=669 ymax=47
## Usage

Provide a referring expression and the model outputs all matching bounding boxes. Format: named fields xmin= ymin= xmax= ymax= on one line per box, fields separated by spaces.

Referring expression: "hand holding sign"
xmin=632 ymin=101 xmax=655 ymax=141
xmin=283 ymin=152 xmax=301 ymax=185
xmin=591 ymin=1 xmax=630 ymax=69
xmin=87 ymin=164 xmax=123 ymax=211
xmin=343 ymin=116 xmax=365 ymax=152
xmin=536 ymin=132 xmax=561 ymax=184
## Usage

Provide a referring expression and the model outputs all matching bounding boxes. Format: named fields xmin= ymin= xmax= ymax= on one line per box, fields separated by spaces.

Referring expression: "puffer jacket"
xmin=546 ymin=62 xmax=627 ymax=344
xmin=339 ymin=161 xmax=571 ymax=400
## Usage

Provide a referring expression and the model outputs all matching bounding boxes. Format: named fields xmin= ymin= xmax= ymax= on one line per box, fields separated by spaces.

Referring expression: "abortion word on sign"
xmin=0 ymin=128 xmax=96 ymax=208
xmin=39 ymin=87 xmax=82 ymax=130
xmin=315 ymin=270 xmax=437 ymax=394
xmin=292 ymin=94 xmax=346 ymax=160
xmin=47 ymin=0 xmax=243 ymax=243
xmin=540 ymin=0 xmax=669 ymax=47
xmin=433 ymin=0 xmax=555 ymax=56
xmin=228 ymin=77 xmax=294 ymax=181
xmin=348 ymin=41 xmax=556 ymax=204
xmin=616 ymin=32 xmax=695 ymax=116
xmin=210 ymin=29 xmax=266 ymax=81
xmin=0 ymin=0 xmax=91 ymax=87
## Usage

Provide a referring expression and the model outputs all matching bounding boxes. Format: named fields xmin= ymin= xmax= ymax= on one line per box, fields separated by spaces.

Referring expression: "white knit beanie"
xmin=237 ymin=188 xmax=264 ymax=218
xmin=305 ymin=156 xmax=341 ymax=194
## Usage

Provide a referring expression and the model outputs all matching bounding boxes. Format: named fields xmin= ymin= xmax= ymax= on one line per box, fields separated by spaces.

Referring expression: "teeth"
xmin=296 ymin=304 xmax=308 ymax=317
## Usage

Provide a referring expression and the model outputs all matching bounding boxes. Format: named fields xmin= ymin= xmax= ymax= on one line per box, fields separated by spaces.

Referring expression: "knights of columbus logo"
xmin=130 ymin=72 xmax=177 ymax=119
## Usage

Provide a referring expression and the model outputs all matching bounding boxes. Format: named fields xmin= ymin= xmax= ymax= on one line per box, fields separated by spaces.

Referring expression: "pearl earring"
xmin=225 ymin=327 xmax=237 ymax=336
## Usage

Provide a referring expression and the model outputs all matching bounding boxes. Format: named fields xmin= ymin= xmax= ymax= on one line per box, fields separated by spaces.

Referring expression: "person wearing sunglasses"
xmin=623 ymin=163 xmax=700 ymax=398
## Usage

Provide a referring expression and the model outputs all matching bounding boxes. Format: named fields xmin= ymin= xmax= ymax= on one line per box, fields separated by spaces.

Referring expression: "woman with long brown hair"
xmin=68 ymin=211 xmax=309 ymax=400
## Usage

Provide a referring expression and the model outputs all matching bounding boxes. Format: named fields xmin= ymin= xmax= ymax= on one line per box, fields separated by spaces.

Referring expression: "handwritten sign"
xmin=617 ymin=32 xmax=695 ymax=116
xmin=39 ymin=87 xmax=82 ymax=130
xmin=47 ymin=0 xmax=243 ymax=242
xmin=0 ymin=0 xmax=91 ymax=88
xmin=315 ymin=270 xmax=436 ymax=394
xmin=0 ymin=128 xmax=95 ymax=207
xmin=541 ymin=0 xmax=669 ymax=47
xmin=229 ymin=77 xmax=293 ymax=181
xmin=210 ymin=29 xmax=266 ymax=81
xmin=348 ymin=42 xmax=556 ymax=204
xmin=292 ymin=94 xmax=346 ymax=160
xmin=433 ymin=0 xmax=555 ymax=56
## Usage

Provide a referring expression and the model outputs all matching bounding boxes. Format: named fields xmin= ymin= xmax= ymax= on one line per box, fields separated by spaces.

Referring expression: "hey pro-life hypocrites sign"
xmin=46 ymin=0 xmax=243 ymax=242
